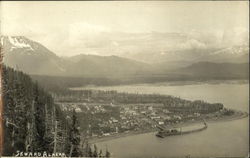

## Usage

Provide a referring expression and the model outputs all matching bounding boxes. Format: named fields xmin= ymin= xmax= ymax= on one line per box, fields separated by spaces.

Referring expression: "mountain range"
xmin=0 ymin=36 xmax=249 ymax=81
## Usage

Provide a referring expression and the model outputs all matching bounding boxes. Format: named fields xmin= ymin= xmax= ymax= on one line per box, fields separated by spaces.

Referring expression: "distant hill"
xmin=1 ymin=36 xmax=248 ymax=82
xmin=176 ymin=62 xmax=249 ymax=79
xmin=64 ymin=54 xmax=153 ymax=78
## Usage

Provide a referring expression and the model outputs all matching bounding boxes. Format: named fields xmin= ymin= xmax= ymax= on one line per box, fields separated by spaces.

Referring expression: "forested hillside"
xmin=1 ymin=66 xmax=108 ymax=157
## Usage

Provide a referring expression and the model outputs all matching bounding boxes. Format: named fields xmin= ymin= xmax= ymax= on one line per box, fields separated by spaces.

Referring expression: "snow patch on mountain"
xmin=7 ymin=36 xmax=34 ymax=51
xmin=212 ymin=45 xmax=249 ymax=55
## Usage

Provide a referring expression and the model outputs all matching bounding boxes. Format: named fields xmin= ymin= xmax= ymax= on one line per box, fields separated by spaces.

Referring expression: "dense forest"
xmin=55 ymin=89 xmax=224 ymax=114
xmin=1 ymin=66 xmax=109 ymax=157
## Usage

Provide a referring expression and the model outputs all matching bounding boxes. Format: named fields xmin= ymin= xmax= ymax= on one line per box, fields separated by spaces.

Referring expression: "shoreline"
xmin=71 ymin=79 xmax=249 ymax=90
xmin=89 ymin=111 xmax=248 ymax=144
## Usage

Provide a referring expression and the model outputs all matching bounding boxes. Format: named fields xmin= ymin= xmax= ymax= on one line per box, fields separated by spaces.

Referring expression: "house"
xmin=75 ymin=107 xmax=82 ymax=113
xmin=158 ymin=121 xmax=164 ymax=125
xmin=150 ymin=116 xmax=161 ymax=120
xmin=164 ymin=116 xmax=171 ymax=120
xmin=173 ymin=115 xmax=182 ymax=120
xmin=103 ymin=133 xmax=110 ymax=136
xmin=163 ymin=109 xmax=171 ymax=114
xmin=148 ymin=106 xmax=153 ymax=110
xmin=121 ymin=116 xmax=126 ymax=120
xmin=194 ymin=113 xmax=200 ymax=117
xmin=113 ymin=119 xmax=118 ymax=123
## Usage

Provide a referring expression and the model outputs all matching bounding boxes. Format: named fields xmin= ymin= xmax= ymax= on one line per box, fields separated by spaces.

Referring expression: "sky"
xmin=0 ymin=1 xmax=249 ymax=57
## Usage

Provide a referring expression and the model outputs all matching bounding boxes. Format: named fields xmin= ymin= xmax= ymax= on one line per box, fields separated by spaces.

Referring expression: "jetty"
xmin=156 ymin=121 xmax=207 ymax=138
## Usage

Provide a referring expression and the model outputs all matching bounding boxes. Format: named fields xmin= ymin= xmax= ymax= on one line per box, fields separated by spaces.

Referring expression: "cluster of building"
xmin=57 ymin=102 xmax=207 ymax=138
xmin=57 ymin=102 xmax=107 ymax=114
xmin=58 ymin=102 xmax=83 ymax=113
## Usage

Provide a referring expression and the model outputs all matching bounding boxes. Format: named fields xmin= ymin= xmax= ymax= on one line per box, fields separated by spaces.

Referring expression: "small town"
xmin=55 ymin=90 xmax=239 ymax=141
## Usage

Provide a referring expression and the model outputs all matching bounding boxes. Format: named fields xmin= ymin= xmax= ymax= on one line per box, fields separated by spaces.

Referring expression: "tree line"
xmin=1 ymin=65 xmax=109 ymax=157
xmin=54 ymin=89 xmax=224 ymax=114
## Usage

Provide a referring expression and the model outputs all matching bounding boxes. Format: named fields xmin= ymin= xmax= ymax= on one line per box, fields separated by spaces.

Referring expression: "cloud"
xmin=68 ymin=22 xmax=110 ymax=40
xmin=222 ymin=27 xmax=249 ymax=46
xmin=1 ymin=18 xmax=248 ymax=57
xmin=52 ymin=22 xmax=112 ymax=55
xmin=178 ymin=39 xmax=207 ymax=50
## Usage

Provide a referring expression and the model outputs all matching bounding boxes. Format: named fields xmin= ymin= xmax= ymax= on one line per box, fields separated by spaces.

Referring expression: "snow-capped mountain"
xmin=212 ymin=45 xmax=249 ymax=55
xmin=0 ymin=36 xmax=59 ymax=56
xmin=1 ymin=36 xmax=34 ymax=51
xmin=0 ymin=36 xmax=153 ymax=77
xmin=1 ymin=36 xmax=67 ymax=75
xmin=126 ymin=44 xmax=249 ymax=65
xmin=195 ymin=45 xmax=249 ymax=63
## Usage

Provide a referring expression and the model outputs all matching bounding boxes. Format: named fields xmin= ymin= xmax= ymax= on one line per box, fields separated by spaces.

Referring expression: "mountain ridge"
xmin=1 ymin=36 xmax=248 ymax=80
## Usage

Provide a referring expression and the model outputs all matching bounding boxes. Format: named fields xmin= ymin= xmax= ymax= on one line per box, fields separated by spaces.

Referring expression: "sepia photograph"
xmin=0 ymin=1 xmax=249 ymax=157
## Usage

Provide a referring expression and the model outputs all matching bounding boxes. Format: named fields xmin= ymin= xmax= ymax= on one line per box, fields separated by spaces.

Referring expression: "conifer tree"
xmin=87 ymin=145 xmax=92 ymax=157
xmin=93 ymin=144 xmax=98 ymax=157
xmin=98 ymin=149 xmax=103 ymax=157
xmin=69 ymin=109 xmax=81 ymax=157
xmin=33 ymin=82 xmax=46 ymax=151
xmin=105 ymin=148 xmax=110 ymax=158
